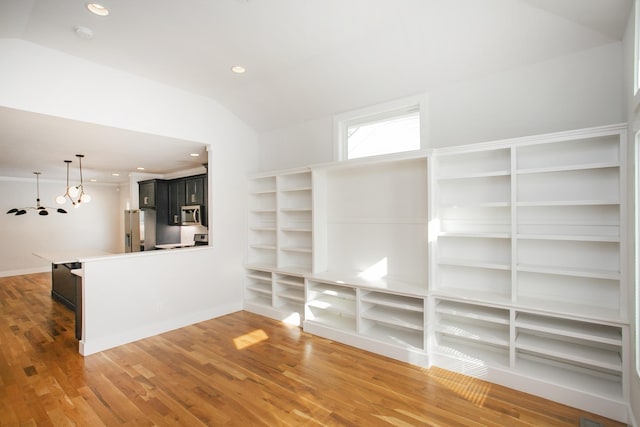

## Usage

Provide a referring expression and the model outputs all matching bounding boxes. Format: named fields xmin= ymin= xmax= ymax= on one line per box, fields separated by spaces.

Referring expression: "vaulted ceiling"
xmin=0 ymin=0 xmax=632 ymax=181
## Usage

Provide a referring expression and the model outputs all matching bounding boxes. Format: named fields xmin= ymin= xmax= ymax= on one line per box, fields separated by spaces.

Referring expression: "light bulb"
xmin=68 ymin=186 xmax=79 ymax=198
xmin=81 ymin=193 xmax=91 ymax=203
xmin=56 ymin=195 xmax=66 ymax=205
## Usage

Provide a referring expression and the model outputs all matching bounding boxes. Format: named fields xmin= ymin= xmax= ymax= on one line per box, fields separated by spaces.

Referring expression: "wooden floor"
xmin=0 ymin=273 xmax=624 ymax=426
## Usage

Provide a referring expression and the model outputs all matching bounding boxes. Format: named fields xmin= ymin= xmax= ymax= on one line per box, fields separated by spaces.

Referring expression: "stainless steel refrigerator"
xmin=124 ymin=209 xmax=142 ymax=252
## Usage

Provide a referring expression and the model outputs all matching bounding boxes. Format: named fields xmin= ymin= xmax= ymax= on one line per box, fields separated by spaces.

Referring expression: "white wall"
xmin=0 ymin=178 xmax=120 ymax=276
xmin=0 ymin=39 xmax=257 ymax=353
xmin=429 ymin=42 xmax=624 ymax=148
xmin=256 ymin=42 xmax=625 ymax=171
xmin=258 ymin=116 xmax=334 ymax=171
xmin=624 ymin=3 xmax=640 ymax=425
xmin=0 ymin=37 xmax=257 ymax=268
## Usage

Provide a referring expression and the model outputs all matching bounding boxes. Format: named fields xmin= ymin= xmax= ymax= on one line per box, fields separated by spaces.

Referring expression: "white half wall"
xmin=80 ymin=248 xmax=242 ymax=355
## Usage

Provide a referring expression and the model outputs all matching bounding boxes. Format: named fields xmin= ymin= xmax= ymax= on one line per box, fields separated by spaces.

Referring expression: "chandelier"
xmin=6 ymin=172 xmax=68 ymax=216
xmin=56 ymin=154 xmax=91 ymax=207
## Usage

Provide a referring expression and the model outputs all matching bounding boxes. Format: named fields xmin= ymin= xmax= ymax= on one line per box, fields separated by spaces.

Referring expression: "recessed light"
xmin=87 ymin=3 xmax=109 ymax=16
xmin=136 ymin=167 xmax=145 ymax=171
xmin=111 ymin=173 xmax=120 ymax=177
xmin=190 ymin=153 xmax=200 ymax=157
xmin=90 ymin=179 xmax=97 ymax=182
xmin=231 ymin=65 xmax=246 ymax=74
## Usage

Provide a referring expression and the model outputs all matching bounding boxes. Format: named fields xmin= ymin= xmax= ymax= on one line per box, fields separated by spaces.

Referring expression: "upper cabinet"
xmin=138 ymin=180 xmax=157 ymax=208
xmin=185 ymin=175 xmax=206 ymax=205
xmin=167 ymin=174 xmax=208 ymax=226
xmin=140 ymin=173 xmax=208 ymax=227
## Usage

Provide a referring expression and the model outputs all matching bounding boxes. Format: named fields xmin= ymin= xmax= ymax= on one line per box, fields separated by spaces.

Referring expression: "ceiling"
xmin=0 ymin=0 xmax=633 ymax=183
xmin=0 ymin=107 xmax=208 ymax=184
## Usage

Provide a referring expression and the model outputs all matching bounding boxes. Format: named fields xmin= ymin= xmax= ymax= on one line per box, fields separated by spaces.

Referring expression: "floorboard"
xmin=0 ymin=273 xmax=625 ymax=426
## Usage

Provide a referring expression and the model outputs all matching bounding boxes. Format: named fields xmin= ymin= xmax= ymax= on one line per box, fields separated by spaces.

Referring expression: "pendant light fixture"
xmin=6 ymin=172 xmax=68 ymax=216
xmin=56 ymin=155 xmax=91 ymax=207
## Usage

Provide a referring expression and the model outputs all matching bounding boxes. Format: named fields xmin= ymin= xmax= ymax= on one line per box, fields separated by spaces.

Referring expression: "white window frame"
xmin=635 ymin=0 xmax=640 ymax=381
xmin=636 ymin=0 xmax=640 ymax=97
xmin=636 ymin=131 xmax=640 ymax=378
xmin=333 ymin=94 xmax=428 ymax=161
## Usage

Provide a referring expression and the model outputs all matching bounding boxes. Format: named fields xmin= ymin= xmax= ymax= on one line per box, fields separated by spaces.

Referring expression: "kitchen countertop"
xmin=155 ymin=243 xmax=195 ymax=250
xmin=33 ymin=250 xmax=114 ymax=264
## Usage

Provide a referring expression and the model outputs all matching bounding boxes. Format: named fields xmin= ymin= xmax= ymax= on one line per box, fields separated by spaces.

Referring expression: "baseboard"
xmin=429 ymin=352 xmax=629 ymax=424
xmin=628 ymin=401 xmax=639 ymax=427
xmin=0 ymin=266 xmax=50 ymax=278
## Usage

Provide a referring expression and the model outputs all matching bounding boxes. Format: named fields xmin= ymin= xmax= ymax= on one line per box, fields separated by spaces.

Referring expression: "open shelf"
xmin=435 ymin=300 xmax=509 ymax=325
xmin=433 ymin=335 xmax=510 ymax=369
xmin=436 ymin=317 xmax=509 ymax=347
xmin=515 ymin=313 xmax=622 ymax=346
xmin=360 ymin=321 xmax=424 ymax=350
xmin=515 ymin=333 xmax=622 ymax=372
xmin=514 ymin=353 xmax=622 ymax=400
xmin=361 ymin=305 xmax=423 ymax=331
xmin=360 ymin=291 xmax=424 ymax=312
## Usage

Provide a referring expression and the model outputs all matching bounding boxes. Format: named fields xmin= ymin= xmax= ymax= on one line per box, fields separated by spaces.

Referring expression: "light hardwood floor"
xmin=0 ymin=273 xmax=625 ymax=426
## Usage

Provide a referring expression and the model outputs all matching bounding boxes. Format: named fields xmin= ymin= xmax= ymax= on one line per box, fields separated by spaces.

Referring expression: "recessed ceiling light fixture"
xmin=136 ymin=167 xmax=145 ymax=171
xmin=190 ymin=153 xmax=200 ymax=157
xmin=111 ymin=173 xmax=120 ymax=177
xmin=87 ymin=3 xmax=109 ymax=16
xmin=231 ymin=65 xmax=246 ymax=74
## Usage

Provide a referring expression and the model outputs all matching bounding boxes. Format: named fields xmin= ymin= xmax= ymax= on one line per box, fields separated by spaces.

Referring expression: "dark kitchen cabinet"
xmin=169 ymin=179 xmax=186 ymax=225
xmin=168 ymin=174 xmax=207 ymax=226
xmin=139 ymin=180 xmax=156 ymax=208
xmin=185 ymin=175 xmax=206 ymax=205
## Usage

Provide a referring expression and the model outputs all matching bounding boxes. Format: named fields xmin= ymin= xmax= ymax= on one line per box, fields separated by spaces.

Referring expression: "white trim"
xmin=635 ymin=0 xmax=640 ymax=97
xmin=333 ymin=93 xmax=429 ymax=161
xmin=0 ymin=266 xmax=50 ymax=278
xmin=636 ymin=130 xmax=640 ymax=379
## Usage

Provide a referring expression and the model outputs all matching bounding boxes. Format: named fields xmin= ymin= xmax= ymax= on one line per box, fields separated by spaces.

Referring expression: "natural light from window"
xmin=335 ymin=94 xmax=426 ymax=161
xmin=347 ymin=110 xmax=420 ymax=160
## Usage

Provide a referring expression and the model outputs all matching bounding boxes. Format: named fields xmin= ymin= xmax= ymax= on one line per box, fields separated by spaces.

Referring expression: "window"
xmin=334 ymin=95 xmax=427 ymax=161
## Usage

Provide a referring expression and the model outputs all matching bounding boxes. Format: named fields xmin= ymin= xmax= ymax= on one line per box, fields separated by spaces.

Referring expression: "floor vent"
xmin=579 ymin=417 xmax=604 ymax=427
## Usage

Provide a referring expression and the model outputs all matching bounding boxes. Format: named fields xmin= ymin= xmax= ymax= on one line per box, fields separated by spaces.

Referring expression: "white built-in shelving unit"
xmin=245 ymin=168 xmax=312 ymax=322
xmin=244 ymin=124 xmax=629 ymax=423
xmin=430 ymin=125 xmax=628 ymax=421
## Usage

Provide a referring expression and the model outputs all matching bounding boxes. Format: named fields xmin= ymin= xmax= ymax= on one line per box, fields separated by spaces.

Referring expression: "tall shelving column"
xmin=432 ymin=147 xmax=512 ymax=304
xmin=277 ymin=169 xmax=313 ymax=274
xmin=430 ymin=146 xmax=512 ymax=368
xmin=429 ymin=125 xmax=629 ymax=422
xmin=511 ymin=129 xmax=628 ymax=413
xmin=247 ymin=174 xmax=277 ymax=268
xmin=514 ymin=132 xmax=624 ymax=320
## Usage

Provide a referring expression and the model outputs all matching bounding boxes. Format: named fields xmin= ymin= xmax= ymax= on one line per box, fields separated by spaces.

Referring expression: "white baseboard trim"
xmin=0 ymin=266 xmax=50 ymax=278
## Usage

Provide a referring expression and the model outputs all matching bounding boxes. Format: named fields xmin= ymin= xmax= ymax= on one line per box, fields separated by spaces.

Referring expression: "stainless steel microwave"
xmin=181 ymin=205 xmax=202 ymax=225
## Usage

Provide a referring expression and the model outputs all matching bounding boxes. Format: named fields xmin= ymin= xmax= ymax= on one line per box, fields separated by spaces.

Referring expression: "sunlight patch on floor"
xmin=233 ymin=329 xmax=269 ymax=350
xmin=432 ymin=367 xmax=492 ymax=407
